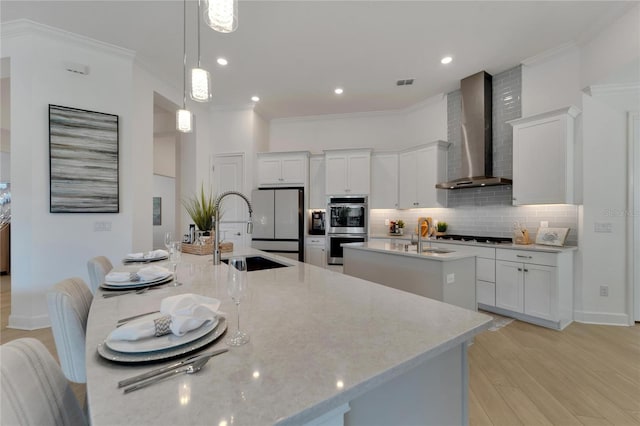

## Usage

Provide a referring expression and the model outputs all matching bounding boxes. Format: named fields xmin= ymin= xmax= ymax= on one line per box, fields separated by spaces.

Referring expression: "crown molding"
xmin=1 ymin=19 xmax=135 ymax=61
xmin=584 ymin=82 xmax=640 ymax=97
xmin=521 ymin=42 xmax=578 ymax=67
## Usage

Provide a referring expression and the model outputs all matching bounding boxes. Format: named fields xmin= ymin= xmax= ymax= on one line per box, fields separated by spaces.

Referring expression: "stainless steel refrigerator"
xmin=251 ymin=188 xmax=304 ymax=261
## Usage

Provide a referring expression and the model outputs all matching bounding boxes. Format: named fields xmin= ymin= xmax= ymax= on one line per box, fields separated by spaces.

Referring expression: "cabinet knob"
xmin=524 ymin=269 xmax=529 ymax=272
xmin=235 ymin=232 xmax=241 ymax=236
xmin=512 ymin=197 xmax=517 ymax=201
xmin=517 ymin=267 xmax=523 ymax=271
xmin=516 ymin=255 xmax=532 ymax=259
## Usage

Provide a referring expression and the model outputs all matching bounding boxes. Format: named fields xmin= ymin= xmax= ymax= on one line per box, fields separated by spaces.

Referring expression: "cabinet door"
xmin=325 ymin=156 xmax=347 ymax=195
xmin=309 ymin=157 xmax=326 ymax=209
xmin=281 ymin=158 xmax=305 ymax=184
xmin=495 ymin=260 xmax=524 ymax=313
xmin=476 ymin=281 xmax=496 ymax=306
xmin=347 ymin=154 xmax=371 ymax=194
xmin=398 ymin=151 xmax=417 ymax=209
xmin=258 ymin=158 xmax=283 ymax=185
xmin=305 ymin=245 xmax=326 ymax=268
xmin=371 ymin=153 xmax=398 ymax=208
xmin=523 ymin=263 xmax=557 ymax=321
xmin=415 ymin=148 xmax=432 ymax=207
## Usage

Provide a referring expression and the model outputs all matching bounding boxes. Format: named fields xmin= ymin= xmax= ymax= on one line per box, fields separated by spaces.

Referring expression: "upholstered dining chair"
xmin=1 ymin=338 xmax=87 ymax=426
xmin=87 ymin=255 xmax=113 ymax=294
xmin=47 ymin=277 xmax=93 ymax=383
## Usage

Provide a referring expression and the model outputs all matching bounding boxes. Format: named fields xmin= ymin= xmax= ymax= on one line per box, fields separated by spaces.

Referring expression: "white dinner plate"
xmin=105 ymin=313 xmax=219 ymax=353
xmin=97 ymin=317 xmax=227 ymax=363
xmin=122 ymin=255 xmax=168 ymax=264
xmin=100 ymin=273 xmax=173 ymax=290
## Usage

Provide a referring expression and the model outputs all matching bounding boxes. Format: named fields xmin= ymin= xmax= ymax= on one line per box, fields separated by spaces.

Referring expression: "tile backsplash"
xmin=370 ymin=65 xmax=579 ymax=246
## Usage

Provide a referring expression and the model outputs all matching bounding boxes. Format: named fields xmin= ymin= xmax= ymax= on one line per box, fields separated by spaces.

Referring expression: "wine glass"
xmin=226 ymin=257 xmax=249 ymax=346
xmin=168 ymin=241 xmax=182 ymax=287
xmin=164 ymin=231 xmax=173 ymax=250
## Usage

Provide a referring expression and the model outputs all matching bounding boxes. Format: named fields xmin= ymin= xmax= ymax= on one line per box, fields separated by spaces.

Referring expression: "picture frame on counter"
xmin=535 ymin=227 xmax=570 ymax=246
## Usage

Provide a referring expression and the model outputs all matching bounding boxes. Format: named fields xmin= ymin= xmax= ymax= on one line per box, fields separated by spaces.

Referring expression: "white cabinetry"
xmin=398 ymin=141 xmax=450 ymax=209
xmin=508 ymin=106 xmax=580 ymax=205
xmin=371 ymin=152 xmax=398 ymax=208
xmin=305 ymin=237 xmax=326 ymax=268
xmin=491 ymin=248 xmax=573 ymax=330
xmin=218 ymin=222 xmax=250 ymax=249
xmin=309 ymin=155 xmax=326 ymax=209
xmin=257 ymin=152 xmax=309 ymax=187
xmin=325 ymin=149 xmax=371 ymax=195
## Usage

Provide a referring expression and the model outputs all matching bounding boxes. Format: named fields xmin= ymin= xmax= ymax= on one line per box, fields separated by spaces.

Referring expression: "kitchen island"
xmin=86 ymin=248 xmax=492 ymax=425
xmin=343 ymin=241 xmax=478 ymax=311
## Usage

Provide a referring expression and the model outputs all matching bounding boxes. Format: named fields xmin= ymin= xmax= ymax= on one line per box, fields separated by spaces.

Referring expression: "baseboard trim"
xmin=573 ymin=310 xmax=630 ymax=326
xmin=8 ymin=313 xmax=51 ymax=330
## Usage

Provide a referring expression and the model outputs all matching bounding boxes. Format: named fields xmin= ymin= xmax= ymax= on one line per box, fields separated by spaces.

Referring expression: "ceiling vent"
xmin=396 ymin=79 xmax=414 ymax=86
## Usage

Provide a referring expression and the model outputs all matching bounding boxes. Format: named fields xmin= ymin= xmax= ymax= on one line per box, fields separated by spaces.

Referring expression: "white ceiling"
xmin=0 ymin=1 xmax=634 ymax=119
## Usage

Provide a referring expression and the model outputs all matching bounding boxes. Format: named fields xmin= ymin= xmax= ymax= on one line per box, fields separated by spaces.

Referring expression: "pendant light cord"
xmin=182 ymin=0 xmax=187 ymax=109
xmin=197 ymin=0 xmax=201 ymax=68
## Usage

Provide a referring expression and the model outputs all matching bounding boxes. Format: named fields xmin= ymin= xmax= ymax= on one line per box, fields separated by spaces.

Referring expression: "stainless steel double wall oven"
xmin=326 ymin=196 xmax=368 ymax=265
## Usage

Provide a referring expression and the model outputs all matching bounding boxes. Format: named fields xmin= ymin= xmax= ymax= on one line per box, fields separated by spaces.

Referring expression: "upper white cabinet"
xmin=398 ymin=141 xmax=450 ymax=209
xmin=324 ymin=149 xmax=371 ymax=195
xmin=257 ymin=151 xmax=309 ymax=187
xmin=508 ymin=106 xmax=581 ymax=205
xmin=371 ymin=152 xmax=399 ymax=209
xmin=309 ymin=155 xmax=326 ymax=209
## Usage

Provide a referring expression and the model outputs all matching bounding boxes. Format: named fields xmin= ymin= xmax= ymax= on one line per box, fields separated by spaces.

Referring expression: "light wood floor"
xmin=0 ymin=274 xmax=86 ymax=404
xmin=2 ymin=274 xmax=639 ymax=425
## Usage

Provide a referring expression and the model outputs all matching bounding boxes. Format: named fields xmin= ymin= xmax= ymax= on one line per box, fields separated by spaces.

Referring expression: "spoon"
xmin=123 ymin=356 xmax=212 ymax=393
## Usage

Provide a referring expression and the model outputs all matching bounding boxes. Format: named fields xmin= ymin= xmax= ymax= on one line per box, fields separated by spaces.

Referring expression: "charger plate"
xmin=100 ymin=274 xmax=173 ymax=291
xmin=97 ymin=317 xmax=227 ymax=363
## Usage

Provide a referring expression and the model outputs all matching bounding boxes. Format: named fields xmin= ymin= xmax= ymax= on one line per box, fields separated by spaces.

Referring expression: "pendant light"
xmin=190 ymin=0 xmax=212 ymax=102
xmin=177 ymin=0 xmax=193 ymax=133
xmin=204 ymin=0 xmax=238 ymax=33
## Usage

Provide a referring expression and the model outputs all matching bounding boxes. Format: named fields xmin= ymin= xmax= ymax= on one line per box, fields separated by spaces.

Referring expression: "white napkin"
xmin=146 ymin=249 xmax=168 ymax=259
xmin=104 ymin=271 xmax=131 ymax=283
xmin=109 ymin=294 xmax=221 ymax=341
xmin=126 ymin=252 xmax=144 ymax=259
xmin=136 ymin=265 xmax=170 ymax=281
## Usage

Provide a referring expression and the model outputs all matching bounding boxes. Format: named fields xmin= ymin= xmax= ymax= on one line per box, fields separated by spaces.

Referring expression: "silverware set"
xmin=118 ymin=348 xmax=228 ymax=393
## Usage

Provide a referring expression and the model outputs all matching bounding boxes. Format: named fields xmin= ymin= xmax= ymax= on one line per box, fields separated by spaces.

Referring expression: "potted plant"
xmin=397 ymin=220 xmax=405 ymax=235
xmin=436 ymin=221 xmax=447 ymax=236
xmin=182 ymin=184 xmax=217 ymax=237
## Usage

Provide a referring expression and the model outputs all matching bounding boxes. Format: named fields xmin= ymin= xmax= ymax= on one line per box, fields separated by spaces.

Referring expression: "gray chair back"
xmin=87 ymin=255 xmax=113 ymax=294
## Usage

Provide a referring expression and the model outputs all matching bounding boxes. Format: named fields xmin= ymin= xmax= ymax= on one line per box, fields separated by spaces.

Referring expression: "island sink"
xmin=421 ymin=248 xmax=454 ymax=254
xmin=221 ymin=255 xmax=290 ymax=272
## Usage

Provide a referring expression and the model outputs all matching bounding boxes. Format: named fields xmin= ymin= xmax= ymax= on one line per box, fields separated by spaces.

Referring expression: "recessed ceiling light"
xmin=251 ymin=96 xmax=260 ymax=102
xmin=217 ymin=57 xmax=228 ymax=66
xmin=334 ymin=88 xmax=344 ymax=95
xmin=441 ymin=56 xmax=453 ymax=65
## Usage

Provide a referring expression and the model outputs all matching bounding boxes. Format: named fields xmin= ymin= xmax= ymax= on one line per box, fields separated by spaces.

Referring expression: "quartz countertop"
xmin=343 ymin=240 xmax=477 ymax=261
xmin=369 ymin=234 xmax=578 ymax=253
xmin=86 ymin=248 xmax=491 ymax=425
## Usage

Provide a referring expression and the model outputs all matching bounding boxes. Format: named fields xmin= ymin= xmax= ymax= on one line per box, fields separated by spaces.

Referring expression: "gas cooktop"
xmin=436 ymin=234 xmax=513 ymax=245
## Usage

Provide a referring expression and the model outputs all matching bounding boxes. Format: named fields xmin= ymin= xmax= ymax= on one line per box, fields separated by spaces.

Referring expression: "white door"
xmin=212 ymin=154 xmax=249 ymax=247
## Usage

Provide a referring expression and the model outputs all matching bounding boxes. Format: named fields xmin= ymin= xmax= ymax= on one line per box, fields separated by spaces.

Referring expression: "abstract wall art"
xmin=49 ymin=105 xmax=119 ymax=213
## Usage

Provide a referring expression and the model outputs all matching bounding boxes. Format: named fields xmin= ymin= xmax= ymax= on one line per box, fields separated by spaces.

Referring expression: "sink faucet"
xmin=417 ymin=218 xmax=430 ymax=253
xmin=213 ymin=191 xmax=253 ymax=265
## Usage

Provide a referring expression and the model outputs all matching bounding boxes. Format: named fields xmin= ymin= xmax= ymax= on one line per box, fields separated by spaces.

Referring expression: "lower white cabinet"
xmin=218 ymin=222 xmax=250 ymax=248
xmin=492 ymin=248 xmax=573 ymax=330
xmin=305 ymin=237 xmax=326 ymax=268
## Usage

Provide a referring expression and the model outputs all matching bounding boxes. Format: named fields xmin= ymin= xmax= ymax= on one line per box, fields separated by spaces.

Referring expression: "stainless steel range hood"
xmin=436 ymin=71 xmax=512 ymax=190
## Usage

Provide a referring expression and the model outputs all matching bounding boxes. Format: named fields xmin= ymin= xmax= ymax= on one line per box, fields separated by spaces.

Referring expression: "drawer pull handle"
xmin=524 ymin=269 xmax=529 ymax=272
xmin=516 ymin=255 xmax=532 ymax=259
xmin=517 ymin=268 xmax=523 ymax=272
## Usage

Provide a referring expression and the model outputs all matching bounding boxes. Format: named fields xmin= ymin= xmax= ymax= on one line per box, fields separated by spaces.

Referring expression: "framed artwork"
xmin=49 ymin=104 xmax=119 ymax=213
xmin=153 ymin=197 xmax=162 ymax=226
xmin=535 ymin=227 xmax=570 ymax=246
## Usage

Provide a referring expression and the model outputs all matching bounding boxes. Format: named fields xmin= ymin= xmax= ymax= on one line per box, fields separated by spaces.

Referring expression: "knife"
xmin=117 ymin=348 xmax=228 ymax=388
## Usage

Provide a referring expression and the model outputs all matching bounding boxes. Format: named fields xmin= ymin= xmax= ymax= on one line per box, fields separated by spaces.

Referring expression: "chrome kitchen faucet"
xmin=213 ymin=191 xmax=253 ymax=265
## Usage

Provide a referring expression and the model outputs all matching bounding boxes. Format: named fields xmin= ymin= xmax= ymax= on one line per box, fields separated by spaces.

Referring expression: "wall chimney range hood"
xmin=436 ymin=71 xmax=512 ymax=190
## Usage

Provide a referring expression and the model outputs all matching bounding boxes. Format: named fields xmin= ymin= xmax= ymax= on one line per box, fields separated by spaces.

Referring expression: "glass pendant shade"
xmin=176 ymin=109 xmax=193 ymax=133
xmin=190 ymin=68 xmax=212 ymax=102
xmin=204 ymin=0 xmax=238 ymax=33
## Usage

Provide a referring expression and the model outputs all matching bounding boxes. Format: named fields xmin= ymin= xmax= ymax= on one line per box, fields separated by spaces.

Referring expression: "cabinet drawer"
xmin=476 ymin=280 xmax=495 ymax=306
xmin=496 ymin=249 xmax=557 ymax=266
xmin=306 ymin=237 xmax=326 ymax=246
xmin=476 ymin=258 xmax=495 ymax=282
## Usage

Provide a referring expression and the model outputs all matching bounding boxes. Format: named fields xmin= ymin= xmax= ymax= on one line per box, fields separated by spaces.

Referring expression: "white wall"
xmin=3 ymin=21 xmax=135 ymax=329
xmin=521 ymin=46 xmax=582 ymax=117
xmin=403 ymin=94 xmax=448 ymax=146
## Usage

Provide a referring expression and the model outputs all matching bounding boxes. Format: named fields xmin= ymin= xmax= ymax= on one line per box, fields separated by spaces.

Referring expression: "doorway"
xmin=211 ymin=153 xmax=249 ymax=248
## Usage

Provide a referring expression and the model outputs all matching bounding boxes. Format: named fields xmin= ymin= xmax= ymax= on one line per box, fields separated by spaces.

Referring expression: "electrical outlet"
xmin=446 ymin=273 xmax=455 ymax=284
xmin=540 ymin=221 xmax=549 ymax=228
xmin=600 ymin=285 xmax=609 ymax=297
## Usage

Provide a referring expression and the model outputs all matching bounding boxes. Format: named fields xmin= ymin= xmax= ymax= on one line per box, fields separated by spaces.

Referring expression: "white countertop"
xmin=86 ymin=248 xmax=491 ymax=425
xmin=343 ymin=240 xmax=476 ymax=261
xmin=369 ymin=234 xmax=578 ymax=253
